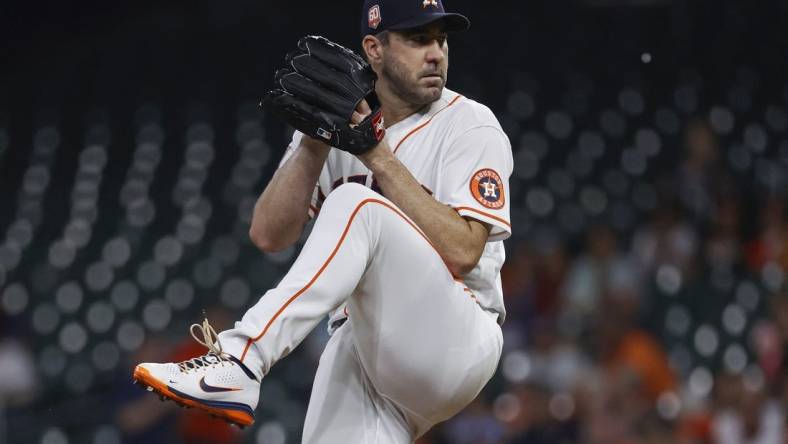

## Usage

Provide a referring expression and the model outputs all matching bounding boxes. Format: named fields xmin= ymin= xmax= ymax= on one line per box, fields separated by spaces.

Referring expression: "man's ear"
xmin=362 ymin=35 xmax=384 ymax=65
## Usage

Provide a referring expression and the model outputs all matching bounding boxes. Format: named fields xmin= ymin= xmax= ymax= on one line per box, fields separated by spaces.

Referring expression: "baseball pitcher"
xmin=133 ymin=0 xmax=513 ymax=442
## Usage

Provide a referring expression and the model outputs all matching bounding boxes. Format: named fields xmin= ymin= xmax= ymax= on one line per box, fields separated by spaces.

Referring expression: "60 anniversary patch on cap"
xmin=361 ymin=0 xmax=470 ymax=37
xmin=368 ymin=5 xmax=382 ymax=29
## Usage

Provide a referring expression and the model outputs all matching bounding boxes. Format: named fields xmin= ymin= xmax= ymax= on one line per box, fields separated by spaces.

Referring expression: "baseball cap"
xmin=361 ymin=0 xmax=470 ymax=37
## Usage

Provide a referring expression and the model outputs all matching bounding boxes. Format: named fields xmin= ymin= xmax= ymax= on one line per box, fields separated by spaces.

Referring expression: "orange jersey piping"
xmin=393 ymin=94 xmax=462 ymax=155
xmin=454 ymin=206 xmax=512 ymax=228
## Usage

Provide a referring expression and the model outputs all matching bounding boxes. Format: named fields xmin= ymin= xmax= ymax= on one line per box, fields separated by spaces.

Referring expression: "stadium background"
xmin=2 ymin=0 xmax=788 ymax=443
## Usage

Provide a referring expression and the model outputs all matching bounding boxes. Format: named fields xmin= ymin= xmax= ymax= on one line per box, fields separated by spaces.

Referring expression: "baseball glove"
xmin=262 ymin=36 xmax=385 ymax=155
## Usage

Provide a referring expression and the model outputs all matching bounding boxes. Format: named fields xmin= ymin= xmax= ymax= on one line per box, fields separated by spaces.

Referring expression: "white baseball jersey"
xmin=218 ymin=87 xmax=512 ymax=441
xmin=281 ymin=87 xmax=513 ymax=326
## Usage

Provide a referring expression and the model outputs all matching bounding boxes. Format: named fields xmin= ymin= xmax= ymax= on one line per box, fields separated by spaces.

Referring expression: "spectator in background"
xmin=711 ymin=374 xmax=784 ymax=444
xmin=0 ymin=314 xmax=38 ymax=444
xmin=746 ymin=196 xmax=787 ymax=274
xmin=526 ymin=319 xmax=591 ymax=396
xmin=441 ymin=398 xmax=504 ymax=444
xmin=116 ymin=336 xmax=179 ymax=444
xmin=676 ymin=119 xmax=726 ymax=225
xmin=501 ymin=233 xmax=569 ymax=349
xmin=577 ymin=365 xmax=644 ymax=444
xmin=753 ymin=291 xmax=788 ymax=384
xmin=704 ymin=194 xmax=743 ymax=278
xmin=676 ymin=411 xmax=713 ymax=444
xmin=0 ymin=316 xmax=37 ymax=407
xmin=561 ymin=224 xmax=639 ymax=335
xmin=500 ymin=243 xmax=538 ymax=350
xmin=531 ymin=234 xmax=569 ymax=321
xmin=501 ymin=383 xmax=578 ymax=444
xmin=501 ymin=242 xmax=537 ymax=321
xmin=779 ymin=367 xmax=788 ymax=444
xmin=631 ymin=196 xmax=698 ymax=277
xmin=577 ymin=287 xmax=677 ymax=444
xmin=593 ymin=289 xmax=677 ymax=406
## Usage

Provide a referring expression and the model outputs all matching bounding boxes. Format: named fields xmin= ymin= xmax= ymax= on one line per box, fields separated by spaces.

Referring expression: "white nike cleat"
xmin=132 ymin=317 xmax=261 ymax=427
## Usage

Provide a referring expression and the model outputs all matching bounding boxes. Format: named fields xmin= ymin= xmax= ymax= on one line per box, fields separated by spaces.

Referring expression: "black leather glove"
xmin=262 ymin=36 xmax=385 ymax=155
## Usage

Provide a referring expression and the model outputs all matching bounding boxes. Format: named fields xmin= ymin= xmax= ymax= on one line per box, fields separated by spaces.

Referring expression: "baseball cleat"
xmin=132 ymin=316 xmax=261 ymax=427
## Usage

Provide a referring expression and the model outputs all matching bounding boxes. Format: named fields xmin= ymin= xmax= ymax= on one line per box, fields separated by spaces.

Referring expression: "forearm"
xmin=250 ymin=138 xmax=329 ymax=252
xmin=359 ymin=142 xmax=485 ymax=275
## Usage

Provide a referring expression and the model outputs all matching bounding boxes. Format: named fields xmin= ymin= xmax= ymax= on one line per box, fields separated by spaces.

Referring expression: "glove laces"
xmin=177 ymin=312 xmax=231 ymax=373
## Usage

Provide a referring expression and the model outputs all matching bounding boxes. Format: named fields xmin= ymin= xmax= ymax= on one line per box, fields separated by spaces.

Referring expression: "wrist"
xmin=357 ymin=141 xmax=394 ymax=171
xmin=300 ymin=136 xmax=331 ymax=158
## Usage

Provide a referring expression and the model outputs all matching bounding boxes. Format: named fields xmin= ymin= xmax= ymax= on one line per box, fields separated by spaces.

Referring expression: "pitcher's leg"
xmin=131 ymin=183 xmax=432 ymax=429
xmin=217 ymin=183 xmax=417 ymax=379
xmin=133 ymin=182 xmax=499 ymax=431
xmin=302 ymin=321 xmax=412 ymax=444
xmin=219 ymin=184 xmax=384 ymax=376
xmin=344 ymin=199 xmax=503 ymax=436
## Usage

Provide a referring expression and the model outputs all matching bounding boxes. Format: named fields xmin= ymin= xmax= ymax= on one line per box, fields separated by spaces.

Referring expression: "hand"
xmin=351 ymin=99 xmax=389 ymax=165
xmin=299 ymin=100 xmax=375 ymax=157
xmin=351 ymin=100 xmax=372 ymax=126
xmin=261 ymin=36 xmax=386 ymax=155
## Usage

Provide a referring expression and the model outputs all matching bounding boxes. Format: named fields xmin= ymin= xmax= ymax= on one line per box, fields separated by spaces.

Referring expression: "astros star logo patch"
xmin=470 ymin=168 xmax=505 ymax=209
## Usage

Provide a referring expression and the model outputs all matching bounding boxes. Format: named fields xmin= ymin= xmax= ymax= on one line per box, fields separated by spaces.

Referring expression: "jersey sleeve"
xmin=437 ymin=125 xmax=513 ymax=241
xmin=279 ymin=131 xmax=330 ymax=219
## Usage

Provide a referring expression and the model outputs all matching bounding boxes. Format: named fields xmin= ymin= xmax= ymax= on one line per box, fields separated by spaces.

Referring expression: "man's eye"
xmin=410 ymin=35 xmax=447 ymax=46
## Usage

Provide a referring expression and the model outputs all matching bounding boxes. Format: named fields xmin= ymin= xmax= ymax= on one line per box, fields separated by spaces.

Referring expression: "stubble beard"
xmin=381 ymin=53 xmax=444 ymax=107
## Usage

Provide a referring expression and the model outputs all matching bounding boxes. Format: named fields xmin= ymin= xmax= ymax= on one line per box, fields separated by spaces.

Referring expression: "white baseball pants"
xmin=218 ymin=183 xmax=503 ymax=442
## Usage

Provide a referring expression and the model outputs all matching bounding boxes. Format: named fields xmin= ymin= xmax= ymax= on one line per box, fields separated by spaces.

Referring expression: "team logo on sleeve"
xmin=470 ymin=169 xmax=505 ymax=209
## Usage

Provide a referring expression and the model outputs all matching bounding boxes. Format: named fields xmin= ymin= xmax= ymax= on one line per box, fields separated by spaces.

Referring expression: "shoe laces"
xmin=177 ymin=314 xmax=232 ymax=373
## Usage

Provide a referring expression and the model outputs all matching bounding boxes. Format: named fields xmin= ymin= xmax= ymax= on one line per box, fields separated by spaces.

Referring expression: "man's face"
xmin=378 ymin=22 xmax=449 ymax=106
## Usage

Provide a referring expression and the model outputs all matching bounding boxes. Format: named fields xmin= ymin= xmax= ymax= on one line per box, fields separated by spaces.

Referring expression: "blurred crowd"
xmin=1 ymin=109 xmax=786 ymax=444
xmin=418 ymin=120 xmax=788 ymax=444
xmin=2 ymin=0 xmax=787 ymax=441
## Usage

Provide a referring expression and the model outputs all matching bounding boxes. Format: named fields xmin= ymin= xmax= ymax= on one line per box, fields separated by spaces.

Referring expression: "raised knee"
xmin=333 ymin=182 xmax=375 ymax=197
xmin=322 ymin=183 xmax=379 ymax=209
